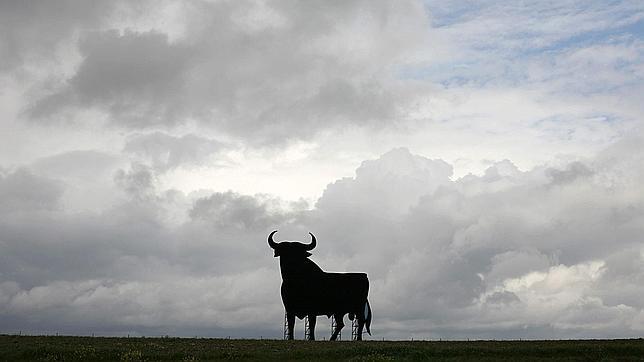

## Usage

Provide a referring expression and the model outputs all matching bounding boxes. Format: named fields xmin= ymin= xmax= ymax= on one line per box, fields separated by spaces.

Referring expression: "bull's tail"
xmin=364 ymin=299 xmax=372 ymax=335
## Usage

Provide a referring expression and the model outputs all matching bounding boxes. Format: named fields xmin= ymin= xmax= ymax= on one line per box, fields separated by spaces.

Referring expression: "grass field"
xmin=1 ymin=335 xmax=644 ymax=361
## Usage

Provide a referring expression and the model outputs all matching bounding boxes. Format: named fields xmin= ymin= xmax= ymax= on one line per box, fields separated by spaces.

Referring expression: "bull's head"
xmin=268 ymin=230 xmax=316 ymax=258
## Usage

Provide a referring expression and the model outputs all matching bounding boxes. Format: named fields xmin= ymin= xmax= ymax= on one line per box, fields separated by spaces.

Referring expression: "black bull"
xmin=268 ymin=230 xmax=372 ymax=340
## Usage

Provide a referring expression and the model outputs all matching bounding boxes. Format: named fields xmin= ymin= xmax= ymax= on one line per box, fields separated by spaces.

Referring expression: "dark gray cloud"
xmin=190 ymin=191 xmax=292 ymax=231
xmin=0 ymin=156 xmax=305 ymax=334
xmin=25 ymin=1 xmax=428 ymax=144
xmin=0 ymin=0 xmax=110 ymax=71
xmin=547 ymin=161 xmax=594 ymax=185
xmin=0 ymin=168 xmax=63 ymax=213
xmin=29 ymin=30 xmax=191 ymax=126
xmin=114 ymin=163 xmax=157 ymax=199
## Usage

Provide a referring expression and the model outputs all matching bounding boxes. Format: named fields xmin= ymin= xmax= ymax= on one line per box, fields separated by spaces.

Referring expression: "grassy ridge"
xmin=1 ymin=335 xmax=644 ymax=361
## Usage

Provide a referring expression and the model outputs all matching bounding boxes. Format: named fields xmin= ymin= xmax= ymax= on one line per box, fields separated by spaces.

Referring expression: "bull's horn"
xmin=268 ymin=230 xmax=279 ymax=249
xmin=304 ymin=232 xmax=317 ymax=250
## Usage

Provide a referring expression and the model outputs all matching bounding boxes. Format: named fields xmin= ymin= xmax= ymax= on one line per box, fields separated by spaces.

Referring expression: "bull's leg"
xmin=286 ymin=313 xmax=295 ymax=340
xmin=329 ymin=313 xmax=344 ymax=341
xmin=307 ymin=314 xmax=316 ymax=341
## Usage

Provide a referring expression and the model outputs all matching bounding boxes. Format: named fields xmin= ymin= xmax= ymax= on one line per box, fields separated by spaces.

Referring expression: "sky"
xmin=0 ymin=0 xmax=643 ymax=339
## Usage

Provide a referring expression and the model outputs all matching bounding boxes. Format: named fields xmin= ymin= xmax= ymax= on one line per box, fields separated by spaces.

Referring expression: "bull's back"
xmin=324 ymin=272 xmax=368 ymax=290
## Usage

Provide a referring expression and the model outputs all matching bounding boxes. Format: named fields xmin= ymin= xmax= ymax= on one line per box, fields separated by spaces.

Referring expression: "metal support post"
xmin=331 ymin=315 xmax=341 ymax=340
xmin=283 ymin=312 xmax=289 ymax=340
xmin=304 ymin=316 xmax=311 ymax=340
xmin=351 ymin=318 xmax=359 ymax=340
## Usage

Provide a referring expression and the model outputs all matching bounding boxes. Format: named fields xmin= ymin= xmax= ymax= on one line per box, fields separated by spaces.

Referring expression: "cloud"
xmin=0 ymin=0 xmax=111 ymax=72
xmin=305 ymin=139 xmax=643 ymax=338
xmin=316 ymin=148 xmax=453 ymax=217
xmin=189 ymin=191 xmax=301 ymax=231
xmin=114 ymin=163 xmax=157 ymax=199
xmin=25 ymin=1 xmax=433 ymax=144
xmin=124 ymin=132 xmax=227 ymax=172
xmin=1 ymin=140 xmax=644 ymax=338
xmin=546 ymin=161 xmax=594 ymax=184
xmin=0 ymin=168 xmax=63 ymax=213
xmin=28 ymin=30 xmax=191 ymax=126
xmin=32 ymin=150 xmax=121 ymax=181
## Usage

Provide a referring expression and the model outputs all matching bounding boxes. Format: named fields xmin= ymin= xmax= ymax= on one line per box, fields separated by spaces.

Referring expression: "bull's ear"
xmin=274 ymin=250 xmax=280 ymax=257
xmin=304 ymin=251 xmax=312 ymax=257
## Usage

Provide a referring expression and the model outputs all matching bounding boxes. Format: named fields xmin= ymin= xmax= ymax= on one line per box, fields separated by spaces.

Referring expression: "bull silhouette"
xmin=268 ymin=230 xmax=372 ymax=340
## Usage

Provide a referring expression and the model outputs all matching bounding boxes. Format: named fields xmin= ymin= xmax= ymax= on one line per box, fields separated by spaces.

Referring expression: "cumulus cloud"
xmin=5 ymin=139 xmax=643 ymax=338
xmin=316 ymin=148 xmax=453 ymax=217
xmin=301 ymin=139 xmax=643 ymax=339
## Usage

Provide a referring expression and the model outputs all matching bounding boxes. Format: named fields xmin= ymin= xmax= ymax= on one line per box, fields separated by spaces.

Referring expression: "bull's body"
xmin=281 ymin=270 xmax=369 ymax=320
xmin=269 ymin=231 xmax=372 ymax=341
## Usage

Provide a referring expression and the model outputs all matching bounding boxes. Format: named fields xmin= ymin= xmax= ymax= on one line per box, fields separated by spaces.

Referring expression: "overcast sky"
xmin=1 ymin=0 xmax=644 ymax=339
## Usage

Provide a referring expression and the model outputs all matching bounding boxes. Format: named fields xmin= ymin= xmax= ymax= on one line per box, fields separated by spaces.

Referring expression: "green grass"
xmin=1 ymin=335 xmax=643 ymax=361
